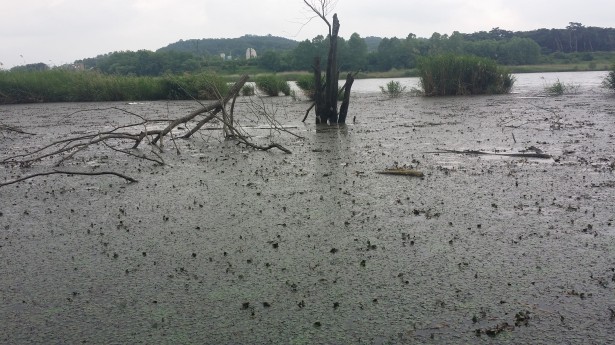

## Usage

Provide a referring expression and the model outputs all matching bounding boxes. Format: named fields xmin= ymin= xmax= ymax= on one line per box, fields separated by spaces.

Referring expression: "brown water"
xmin=1 ymin=82 xmax=615 ymax=344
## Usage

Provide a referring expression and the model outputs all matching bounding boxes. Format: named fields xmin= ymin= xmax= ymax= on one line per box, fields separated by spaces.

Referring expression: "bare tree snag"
xmin=324 ymin=13 xmax=340 ymax=123
xmin=338 ymin=73 xmax=355 ymax=123
xmin=313 ymin=57 xmax=325 ymax=124
xmin=302 ymin=0 xmax=334 ymax=35
xmin=303 ymin=1 xmax=352 ymax=125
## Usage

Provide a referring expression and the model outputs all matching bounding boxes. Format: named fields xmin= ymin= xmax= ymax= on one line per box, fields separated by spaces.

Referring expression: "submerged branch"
xmin=0 ymin=170 xmax=137 ymax=187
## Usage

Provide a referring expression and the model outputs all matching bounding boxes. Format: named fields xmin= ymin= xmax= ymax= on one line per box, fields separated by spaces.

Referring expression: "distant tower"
xmin=220 ymin=53 xmax=226 ymax=60
xmin=246 ymin=48 xmax=257 ymax=59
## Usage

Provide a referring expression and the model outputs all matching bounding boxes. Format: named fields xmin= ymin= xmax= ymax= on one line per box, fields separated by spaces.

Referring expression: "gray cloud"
xmin=1 ymin=0 xmax=612 ymax=68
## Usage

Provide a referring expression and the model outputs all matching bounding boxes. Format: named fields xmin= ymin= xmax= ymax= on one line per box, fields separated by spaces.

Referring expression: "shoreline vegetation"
xmin=222 ymin=58 xmax=615 ymax=82
xmin=0 ymin=71 xmax=230 ymax=104
xmin=1 ymin=57 xmax=613 ymax=104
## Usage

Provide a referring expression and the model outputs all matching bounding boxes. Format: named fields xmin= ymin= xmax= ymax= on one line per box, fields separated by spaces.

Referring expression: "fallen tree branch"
xmin=247 ymin=96 xmax=304 ymax=139
xmin=181 ymin=109 xmax=221 ymax=138
xmin=102 ymin=141 xmax=165 ymax=165
xmin=152 ymin=75 xmax=249 ymax=145
xmin=238 ymin=140 xmax=292 ymax=154
xmin=302 ymin=102 xmax=316 ymax=122
xmin=0 ymin=123 xmax=36 ymax=135
xmin=1 ymin=130 xmax=158 ymax=164
xmin=0 ymin=170 xmax=137 ymax=187
xmin=2 ymin=74 xmax=296 ymax=169
xmin=213 ymin=104 xmax=292 ymax=154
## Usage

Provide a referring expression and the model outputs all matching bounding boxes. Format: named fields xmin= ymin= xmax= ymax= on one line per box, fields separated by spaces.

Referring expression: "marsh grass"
xmin=295 ymin=75 xmax=318 ymax=100
xmin=357 ymin=69 xmax=418 ymax=79
xmin=603 ymin=63 xmax=615 ymax=91
xmin=0 ymin=70 xmax=228 ymax=104
xmin=544 ymin=79 xmax=565 ymax=96
xmin=295 ymin=75 xmax=347 ymax=101
xmin=542 ymin=78 xmax=580 ymax=96
xmin=254 ymin=75 xmax=290 ymax=97
xmin=379 ymin=80 xmax=407 ymax=98
xmin=418 ymin=55 xmax=514 ymax=96
xmin=241 ymin=84 xmax=255 ymax=96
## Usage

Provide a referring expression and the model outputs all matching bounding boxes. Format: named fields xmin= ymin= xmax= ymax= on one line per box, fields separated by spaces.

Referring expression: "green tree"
xmin=566 ymin=22 xmax=585 ymax=52
xmin=345 ymin=33 xmax=368 ymax=71
xmin=445 ymin=31 xmax=465 ymax=54
xmin=292 ymin=40 xmax=318 ymax=70
xmin=258 ymin=51 xmax=282 ymax=71
xmin=498 ymin=37 xmax=541 ymax=65
xmin=377 ymin=37 xmax=409 ymax=70
xmin=465 ymin=40 xmax=498 ymax=60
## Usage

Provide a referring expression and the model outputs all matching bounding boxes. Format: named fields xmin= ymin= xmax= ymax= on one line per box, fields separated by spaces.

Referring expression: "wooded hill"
xmin=464 ymin=23 xmax=615 ymax=53
xmin=156 ymin=35 xmax=299 ymax=58
xmin=155 ymin=24 xmax=615 ymax=58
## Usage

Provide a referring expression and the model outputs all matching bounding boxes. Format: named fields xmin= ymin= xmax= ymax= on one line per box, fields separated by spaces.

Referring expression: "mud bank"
xmin=1 ymin=83 xmax=614 ymax=344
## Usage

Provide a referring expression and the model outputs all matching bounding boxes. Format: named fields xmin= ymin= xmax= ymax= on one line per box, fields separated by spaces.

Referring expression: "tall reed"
xmin=417 ymin=55 xmax=514 ymax=96
xmin=295 ymin=74 xmax=318 ymax=100
xmin=254 ymin=75 xmax=290 ymax=97
xmin=603 ymin=62 xmax=615 ymax=91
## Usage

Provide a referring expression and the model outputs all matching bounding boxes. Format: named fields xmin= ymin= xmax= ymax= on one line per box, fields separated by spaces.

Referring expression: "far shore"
xmin=224 ymin=62 xmax=613 ymax=81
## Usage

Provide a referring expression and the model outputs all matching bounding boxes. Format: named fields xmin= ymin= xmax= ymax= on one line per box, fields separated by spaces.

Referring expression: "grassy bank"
xmin=508 ymin=63 xmax=612 ymax=73
xmin=0 ymin=70 xmax=229 ymax=104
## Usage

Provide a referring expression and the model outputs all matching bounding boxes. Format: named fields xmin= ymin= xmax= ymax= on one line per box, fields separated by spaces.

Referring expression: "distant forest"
xmin=17 ymin=23 xmax=613 ymax=76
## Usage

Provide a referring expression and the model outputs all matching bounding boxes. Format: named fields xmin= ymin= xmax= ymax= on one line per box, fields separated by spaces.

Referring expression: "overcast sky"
xmin=1 ymin=0 xmax=613 ymax=69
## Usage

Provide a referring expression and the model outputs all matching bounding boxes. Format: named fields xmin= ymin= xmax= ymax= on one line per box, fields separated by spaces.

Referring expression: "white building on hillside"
xmin=246 ymin=48 xmax=257 ymax=59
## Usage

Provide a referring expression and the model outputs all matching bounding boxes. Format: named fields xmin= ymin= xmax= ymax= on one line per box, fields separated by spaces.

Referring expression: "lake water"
xmin=2 ymin=71 xmax=615 ymax=344
xmin=306 ymin=70 xmax=610 ymax=95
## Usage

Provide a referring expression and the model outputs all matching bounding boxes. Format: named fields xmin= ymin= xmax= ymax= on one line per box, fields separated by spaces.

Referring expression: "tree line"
xmin=10 ymin=23 xmax=615 ymax=76
xmin=466 ymin=23 xmax=615 ymax=53
xmin=68 ymin=33 xmax=540 ymax=76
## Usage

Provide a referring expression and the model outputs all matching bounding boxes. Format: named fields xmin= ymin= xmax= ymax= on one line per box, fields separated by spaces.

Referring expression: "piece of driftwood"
xmin=428 ymin=149 xmax=552 ymax=159
xmin=376 ymin=168 xmax=424 ymax=177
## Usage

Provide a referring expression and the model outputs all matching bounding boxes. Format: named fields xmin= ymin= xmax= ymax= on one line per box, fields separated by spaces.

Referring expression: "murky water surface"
xmin=1 ymin=72 xmax=614 ymax=344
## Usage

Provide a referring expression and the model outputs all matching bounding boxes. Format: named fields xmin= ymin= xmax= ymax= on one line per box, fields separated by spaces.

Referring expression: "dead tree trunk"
xmin=313 ymin=57 xmax=325 ymax=124
xmin=338 ymin=73 xmax=354 ymax=123
xmin=323 ymin=14 xmax=340 ymax=123
xmin=308 ymin=12 xmax=353 ymax=125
